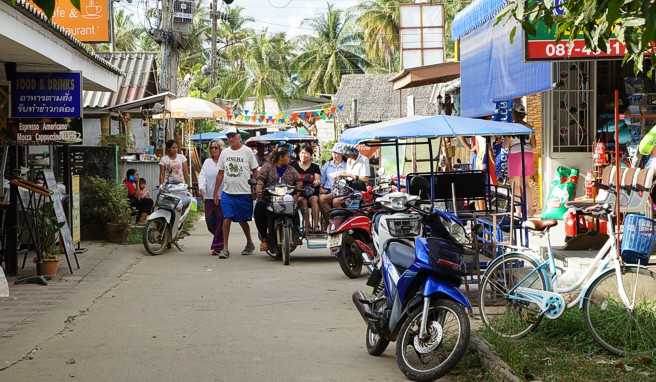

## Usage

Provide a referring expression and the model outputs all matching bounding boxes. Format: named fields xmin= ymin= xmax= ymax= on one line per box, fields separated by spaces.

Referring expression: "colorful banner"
xmin=228 ymin=105 xmax=341 ymax=125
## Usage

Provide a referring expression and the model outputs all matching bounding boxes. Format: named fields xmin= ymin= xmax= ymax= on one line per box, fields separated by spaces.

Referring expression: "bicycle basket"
xmin=621 ymin=214 xmax=656 ymax=265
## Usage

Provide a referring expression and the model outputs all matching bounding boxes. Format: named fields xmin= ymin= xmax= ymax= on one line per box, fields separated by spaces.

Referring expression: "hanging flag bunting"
xmin=225 ymin=104 xmax=344 ymax=125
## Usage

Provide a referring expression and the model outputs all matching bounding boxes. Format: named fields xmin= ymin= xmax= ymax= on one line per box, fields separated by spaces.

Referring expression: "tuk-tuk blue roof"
xmin=339 ymin=115 xmax=532 ymax=144
xmin=191 ymin=131 xmax=227 ymax=141
xmin=246 ymin=130 xmax=317 ymax=144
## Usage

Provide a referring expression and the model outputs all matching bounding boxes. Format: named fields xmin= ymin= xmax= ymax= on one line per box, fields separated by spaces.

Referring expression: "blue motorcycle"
xmin=353 ymin=194 xmax=471 ymax=381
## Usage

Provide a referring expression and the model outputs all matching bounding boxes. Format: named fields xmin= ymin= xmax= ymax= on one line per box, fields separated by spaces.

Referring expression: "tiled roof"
xmin=7 ymin=0 xmax=122 ymax=74
xmin=83 ymin=52 xmax=158 ymax=110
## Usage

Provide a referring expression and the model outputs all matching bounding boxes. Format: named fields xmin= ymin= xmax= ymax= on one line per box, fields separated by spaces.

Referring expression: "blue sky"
xmin=223 ymin=0 xmax=360 ymax=37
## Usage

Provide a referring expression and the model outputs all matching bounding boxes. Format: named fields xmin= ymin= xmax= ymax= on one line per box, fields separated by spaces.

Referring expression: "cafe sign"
xmin=10 ymin=72 xmax=82 ymax=119
xmin=28 ymin=0 xmax=110 ymax=42
xmin=10 ymin=119 xmax=83 ymax=145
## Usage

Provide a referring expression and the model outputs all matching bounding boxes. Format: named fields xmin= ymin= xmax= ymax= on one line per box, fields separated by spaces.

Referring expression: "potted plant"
xmin=37 ymin=203 xmax=63 ymax=278
xmin=85 ymin=177 xmax=132 ymax=243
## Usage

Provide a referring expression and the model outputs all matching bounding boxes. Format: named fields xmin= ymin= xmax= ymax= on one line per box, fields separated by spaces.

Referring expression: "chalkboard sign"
xmin=54 ymin=145 xmax=117 ymax=181
xmin=43 ymin=170 xmax=76 ymax=268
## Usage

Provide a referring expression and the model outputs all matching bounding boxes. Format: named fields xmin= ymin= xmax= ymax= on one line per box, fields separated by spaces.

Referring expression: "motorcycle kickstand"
xmin=172 ymin=242 xmax=184 ymax=252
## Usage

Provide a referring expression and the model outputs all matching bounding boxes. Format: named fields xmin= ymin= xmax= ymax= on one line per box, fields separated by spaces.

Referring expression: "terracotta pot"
xmin=105 ymin=223 xmax=131 ymax=244
xmin=40 ymin=258 xmax=60 ymax=278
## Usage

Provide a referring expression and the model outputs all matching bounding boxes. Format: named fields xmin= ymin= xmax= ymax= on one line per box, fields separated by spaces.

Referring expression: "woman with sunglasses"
xmin=199 ymin=139 xmax=225 ymax=256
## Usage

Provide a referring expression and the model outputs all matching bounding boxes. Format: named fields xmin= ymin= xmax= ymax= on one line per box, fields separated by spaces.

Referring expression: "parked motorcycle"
xmin=328 ymin=179 xmax=391 ymax=278
xmin=353 ymin=192 xmax=471 ymax=381
xmin=143 ymin=182 xmax=193 ymax=256
xmin=265 ymin=182 xmax=298 ymax=265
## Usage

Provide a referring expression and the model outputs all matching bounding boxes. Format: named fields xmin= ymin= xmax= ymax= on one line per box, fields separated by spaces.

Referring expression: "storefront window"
xmin=551 ymin=61 xmax=595 ymax=153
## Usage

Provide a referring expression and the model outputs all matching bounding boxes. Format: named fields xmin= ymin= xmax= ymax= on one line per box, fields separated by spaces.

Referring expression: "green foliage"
xmin=356 ymin=0 xmax=410 ymax=72
xmin=36 ymin=203 xmax=63 ymax=258
xmin=83 ymin=177 xmax=132 ymax=225
xmin=294 ymin=3 xmax=367 ymax=96
xmin=320 ymin=141 xmax=336 ymax=164
xmin=102 ymin=134 xmax=134 ymax=156
xmin=502 ymin=0 xmax=656 ymax=75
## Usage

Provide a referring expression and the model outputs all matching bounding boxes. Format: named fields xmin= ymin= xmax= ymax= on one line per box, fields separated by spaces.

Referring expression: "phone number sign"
xmin=526 ymin=21 xmax=626 ymax=61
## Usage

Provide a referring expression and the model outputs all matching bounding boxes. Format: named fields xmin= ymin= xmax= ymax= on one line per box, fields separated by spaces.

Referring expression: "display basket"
xmin=621 ymin=214 xmax=656 ymax=265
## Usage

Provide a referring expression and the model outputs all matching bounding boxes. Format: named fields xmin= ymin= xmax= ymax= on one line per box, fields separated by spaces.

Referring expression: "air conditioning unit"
xmin=173 ymin=0 xmax=193 ymax=24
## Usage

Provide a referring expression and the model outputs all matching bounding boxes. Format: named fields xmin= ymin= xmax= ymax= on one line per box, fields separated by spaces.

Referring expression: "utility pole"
xmin=157 ymin=0 xmax=179 ymax=138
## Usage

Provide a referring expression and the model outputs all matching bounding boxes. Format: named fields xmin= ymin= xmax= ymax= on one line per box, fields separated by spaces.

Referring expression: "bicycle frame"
xmin=502 ymin=214 xmax=640 ymax=313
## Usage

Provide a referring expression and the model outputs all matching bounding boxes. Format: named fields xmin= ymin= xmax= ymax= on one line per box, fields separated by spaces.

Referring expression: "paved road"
xmin=1 ymin=220 xmax=424 ymax=381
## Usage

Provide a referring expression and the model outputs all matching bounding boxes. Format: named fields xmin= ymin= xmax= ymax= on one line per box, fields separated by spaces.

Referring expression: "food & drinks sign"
xmin=10 ymin=72 xmax=82 ymax=118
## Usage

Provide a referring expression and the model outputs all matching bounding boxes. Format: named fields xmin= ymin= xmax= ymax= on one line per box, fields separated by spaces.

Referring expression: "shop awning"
xmin=339 ymin=114 xmax=532 ymax=145
xmin=108 ymin=92 xmax=175 ymax=112
xmin=390 ymin=62 xmax=460 ymax=90
xmin=0 ymin=0 xmax=122 ymax=91
xmin=451 ymin=0 xmax=508 ymax=40
xmin=459 ymin=19 xmax=552 ymax=117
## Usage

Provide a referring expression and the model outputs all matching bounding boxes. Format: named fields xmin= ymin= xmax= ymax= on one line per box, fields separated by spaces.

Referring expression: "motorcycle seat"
xmin=329 ymin=208 xmax=354 ymax=218
xmin=387 ymin=241 xmax=415 ymax=270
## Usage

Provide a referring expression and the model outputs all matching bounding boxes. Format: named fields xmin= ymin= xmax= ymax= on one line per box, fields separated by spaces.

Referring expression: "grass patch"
xmin=481 ymin=309 xmax=655 ymax=381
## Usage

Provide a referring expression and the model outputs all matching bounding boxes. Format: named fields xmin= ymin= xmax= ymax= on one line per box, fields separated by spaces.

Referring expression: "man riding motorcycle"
xmin=253 ymin=147 xmax=302 ymax=252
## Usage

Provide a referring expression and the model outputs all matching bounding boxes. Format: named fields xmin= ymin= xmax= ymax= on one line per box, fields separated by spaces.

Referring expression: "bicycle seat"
xmin=523 ymin=219 xmax=558 ymax=231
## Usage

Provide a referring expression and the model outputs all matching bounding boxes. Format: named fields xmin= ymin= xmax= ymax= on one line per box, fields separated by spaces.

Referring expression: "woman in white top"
xmin=159 ymin=139 xmax=189 ymax=185
xmin=199 ymin=139 xmax=225 ymax=256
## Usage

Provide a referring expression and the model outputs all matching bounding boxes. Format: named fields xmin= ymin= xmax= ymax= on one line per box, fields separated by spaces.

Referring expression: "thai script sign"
xmin=28 ymin=0 xmax=110 ymax=42
xmin=10 ymin=72 xmax=82 ymax=118
xmin=10 ymin=119 xmax=83 ymax=145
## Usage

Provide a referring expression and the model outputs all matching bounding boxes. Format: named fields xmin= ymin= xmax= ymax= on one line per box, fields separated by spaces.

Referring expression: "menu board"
xmin=43 ymin=170 xmax=76 ymax=260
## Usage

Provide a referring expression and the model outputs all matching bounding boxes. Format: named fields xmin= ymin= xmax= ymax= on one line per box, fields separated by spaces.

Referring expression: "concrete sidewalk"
xmin=0 ymin=242 xmax=143 ymax=370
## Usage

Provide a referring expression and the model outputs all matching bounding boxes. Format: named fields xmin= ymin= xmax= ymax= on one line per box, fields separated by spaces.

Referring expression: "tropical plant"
xmin=83 ymin=177 xmax=132 ymax=225
xmin=210 ymin=32 xmax=293 ymax=113
xmin=501 ymin=0 xmax=656 ymax=74
xmin=294 ymin=3 xmax=367 ymax=95
xmin=90 ymin=9 xmax=145 ymax=52
xmin=37 ymin=203 xmax=63 ymax=258
xmin=356 ymin=0 xmax=410 ymax=72
xmin=444 ymin=0 xmax=471 ymax=59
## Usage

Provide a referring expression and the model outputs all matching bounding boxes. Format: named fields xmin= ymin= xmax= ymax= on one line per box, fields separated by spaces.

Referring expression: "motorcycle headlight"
xmin=274 ymin=186 xmax=289 ymax=196
xmin=390 ymin=195 xmax=407 ymax=210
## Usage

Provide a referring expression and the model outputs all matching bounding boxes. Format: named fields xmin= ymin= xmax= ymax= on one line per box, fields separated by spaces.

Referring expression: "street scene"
xmin=2 ymin=0 xmax=656 ymax=381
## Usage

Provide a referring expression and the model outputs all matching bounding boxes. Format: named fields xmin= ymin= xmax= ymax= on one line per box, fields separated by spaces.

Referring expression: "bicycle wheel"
xmin=583 ymin=265 xmax=656 ymax=356
xmin=479 ymin=253 xmax=547 ymax=338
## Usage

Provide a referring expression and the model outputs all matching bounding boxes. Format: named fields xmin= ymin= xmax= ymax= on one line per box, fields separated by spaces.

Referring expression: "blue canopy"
xmin=245 ymin=131 xmax=317 ymax=145
xmin=339 ymin=115 xmax=532 ymax=144
xmin=191 ymin=131 xmax=227 ymax=142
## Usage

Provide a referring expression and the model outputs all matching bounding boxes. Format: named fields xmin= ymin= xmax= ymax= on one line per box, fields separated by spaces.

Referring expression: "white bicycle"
xmin=479 ymin=204 xmax=656 ymax=356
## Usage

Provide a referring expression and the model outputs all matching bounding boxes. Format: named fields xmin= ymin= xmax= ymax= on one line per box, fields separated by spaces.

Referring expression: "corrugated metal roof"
xmin=83 ymin=52 xmax=158 ymax=110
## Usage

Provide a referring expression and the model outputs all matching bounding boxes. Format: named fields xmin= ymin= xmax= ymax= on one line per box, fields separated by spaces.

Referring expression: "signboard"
xmin=10 ymin=72 xmax=82 ymax=118
xmin=400 ymin=3 xmax=444 ymax=69
xmin=526 ymin=21 xmax=626 ymax=60
xmin=28 ymin=0 xmax=110 ymax=42
xmin=71 ymin=175 xmax=81 ymax=244
xmin=43 ymin=170 xmax=76 ymax=260
xmin=493 ymin=100 xmax=513 ymax=122
xmin=10 ymin=118 xmax=83 ymax=145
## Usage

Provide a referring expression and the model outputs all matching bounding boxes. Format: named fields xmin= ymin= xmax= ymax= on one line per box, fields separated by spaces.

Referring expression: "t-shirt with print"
xmin=218 ymin=145 xmax=258 ymax=195
xmin=159 ymin=154 xmax=187 ymax=183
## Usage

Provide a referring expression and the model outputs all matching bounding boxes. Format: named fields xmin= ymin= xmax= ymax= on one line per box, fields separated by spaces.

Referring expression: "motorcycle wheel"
xmin=396 ymin=298 xmax=470 ymax=382
xmin=366 ymin=324 xmax=389 ymax=356
xmin=337 ymin=239 xmax=363 ymax=278
xmin=281 ymin=226 xmax=291 ymax=265
xmin=143 ymin=218 xmax=170 ymax=256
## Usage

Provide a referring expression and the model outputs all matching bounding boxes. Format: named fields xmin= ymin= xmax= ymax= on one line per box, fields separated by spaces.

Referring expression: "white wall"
xmin=82 ymin=118 xmax=102 ymax=146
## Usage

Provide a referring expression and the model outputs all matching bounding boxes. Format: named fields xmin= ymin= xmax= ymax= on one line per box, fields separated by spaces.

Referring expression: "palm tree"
xmin=90 ymin=9 xmax=143 ymax=52
xmin=211 ymin=32 xmax=293 ymax=113
xmin=294 ymin=3 xmax=367 ymax=95
xmin=356 ymin=0 xmax=410 ymax=72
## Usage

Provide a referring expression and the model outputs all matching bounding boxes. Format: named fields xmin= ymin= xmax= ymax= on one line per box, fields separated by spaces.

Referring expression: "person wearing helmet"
xmin=331 ymin=144 xmax=370 ymax=208
xmin=319 ymin=143 xmax=347 ymax=226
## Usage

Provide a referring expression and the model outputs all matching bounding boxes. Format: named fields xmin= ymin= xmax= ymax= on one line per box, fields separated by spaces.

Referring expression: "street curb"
xmin=470 ymin=335 xmax=522 ymax=382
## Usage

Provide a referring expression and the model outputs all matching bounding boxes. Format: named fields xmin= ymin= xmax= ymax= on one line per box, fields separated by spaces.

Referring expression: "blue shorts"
xmin=220 ymin=192 xmax=253 ymax=222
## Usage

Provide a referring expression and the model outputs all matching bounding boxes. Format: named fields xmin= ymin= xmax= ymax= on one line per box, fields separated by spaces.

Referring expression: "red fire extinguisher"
xmin=593 ymin=141 xmax=608 ymax=166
